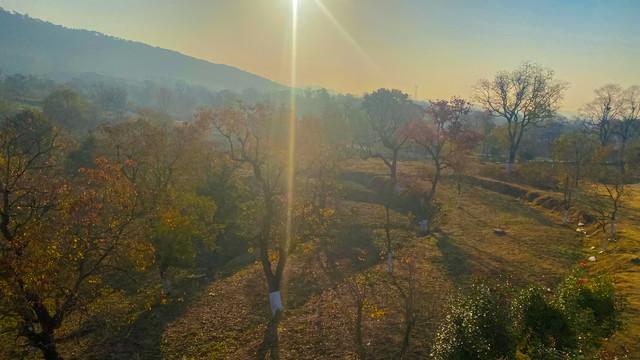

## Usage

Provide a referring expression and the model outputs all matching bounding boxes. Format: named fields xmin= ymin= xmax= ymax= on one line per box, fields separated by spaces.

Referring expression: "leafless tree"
xmin=582 ymin=84 xmax=625 ymax=147
xmin=474 ymin=63 xmax=568 ymax=170
xmin=360 ymin=88 xmax=420 ymax=181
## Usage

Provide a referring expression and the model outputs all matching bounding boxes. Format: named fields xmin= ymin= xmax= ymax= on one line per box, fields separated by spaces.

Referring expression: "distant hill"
xmin=0 ymin=9 xmax=285 ymax=93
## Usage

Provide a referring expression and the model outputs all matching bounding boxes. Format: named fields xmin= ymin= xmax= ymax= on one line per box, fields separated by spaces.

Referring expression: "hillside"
xmin=29 ymin=159 xmax=633 ymax=359
xmin=0 ymin=9 xmax=284 ymax=93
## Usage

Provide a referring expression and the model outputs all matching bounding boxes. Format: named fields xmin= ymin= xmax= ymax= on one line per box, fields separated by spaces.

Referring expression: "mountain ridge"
xmin=0 ymin=8 xmax=285 ymax=93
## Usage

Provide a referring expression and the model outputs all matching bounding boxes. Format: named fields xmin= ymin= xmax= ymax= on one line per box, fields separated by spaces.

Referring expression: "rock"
xmin=578 ymin=222 xmax=585 ymax=227
xmin=589 ymin=256 xmax=596 ymax=262
xmin=493 ymin=228 xmax=506 ymax=235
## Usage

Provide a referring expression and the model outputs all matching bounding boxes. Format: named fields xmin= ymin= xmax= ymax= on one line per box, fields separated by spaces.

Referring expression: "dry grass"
xmin=155 ymin=158 xmax=606 ymax=359
xmin=35 ymin=158 xmax=637 ymax=359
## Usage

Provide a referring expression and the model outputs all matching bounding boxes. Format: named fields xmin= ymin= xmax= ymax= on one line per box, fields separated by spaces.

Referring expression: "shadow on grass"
xmin=431 ymin=229 xmax=472 ymax=282
xmin=78 ymin=275 xmax=211 ymax=360
xmin=285 ymin=223 xmax=380 ymax=310
xmin=474 ymin=187 xmax=555 ymax=227
xmin=340 ymin=171 xmax=429 ymax=220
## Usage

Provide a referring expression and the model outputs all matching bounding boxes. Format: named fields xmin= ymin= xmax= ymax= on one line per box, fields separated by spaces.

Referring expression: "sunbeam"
xmin=283 ymin=0 xmax=298 ymax=304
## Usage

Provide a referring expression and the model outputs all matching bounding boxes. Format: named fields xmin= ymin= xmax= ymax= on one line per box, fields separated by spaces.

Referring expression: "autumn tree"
xmin=93 ymin=84 xmax=127 ymax=121
xmin=199 ymin=102 xmax=293 ymax=359
xmin=448 ymin=130 xmax=483 ymax=209
xmin=402 ymin=97 xmax=478 ymax=204
xmin=97 ymin=111 xmax=216 ymax=293
xmin=360 ymin=88 xmax=420 ymax=181
xmin=474 ymin=63 xmax=568 ymax=170
xmin=0 ymin=111 xmax=153 ymax=360
xmin=42 ymin=87 xmax=90 ymax=135
xmin=294 ymin=115 xmax=345 ymax=263
xmin=553 ymin=132 xmax=597 ymax=224
xmin=470 ymin=110 xmax=495 ymax=160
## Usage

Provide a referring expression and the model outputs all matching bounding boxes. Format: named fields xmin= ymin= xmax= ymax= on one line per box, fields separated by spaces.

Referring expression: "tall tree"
xmin=0 ymin=111 xmax=153 ymax=360
xmin=360 ymin=88 xmax=420 ymax=181
xmin=614 ymin=85 xmax=640 ymax=173
xmin=402 ymin=97 xmax=479 ymax=204
xmin=94 ymin=84 xmax=128 ymax=121
xmin=582 ymin=84 xmax=624 ymax=147
xmin=199 ymin=103 xmax=292 ymax=359
xmin=554 ymin=133 xmax=597 ymax=224
xmin=97 ymin=112 xmax=214 ymax=293
xmin=474 ymin=63 xmax=568 ymax=170
xmin=42 ymin=87 xmax=90 ymax=135
xmin=586 ymin=147 xmax=628 ymax=250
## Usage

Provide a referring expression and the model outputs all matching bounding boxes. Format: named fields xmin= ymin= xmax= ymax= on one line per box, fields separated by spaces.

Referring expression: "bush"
xmin=431 ymin=279 xmax=519 ymax=360
xmin=432 ymin=269 xmax=625 ymax=360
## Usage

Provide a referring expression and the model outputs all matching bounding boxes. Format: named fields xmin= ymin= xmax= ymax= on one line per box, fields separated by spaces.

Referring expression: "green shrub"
xmin=432 ymin=269 xmax=625 ymax=360
xmin=431 ymin=279 xmax=519 ymax=360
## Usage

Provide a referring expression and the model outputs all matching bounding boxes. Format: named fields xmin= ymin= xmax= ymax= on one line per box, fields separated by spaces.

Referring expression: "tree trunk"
xmin=26 ymin=324 xmax=63 ymax=360
xmin=269 ymin=291 xmax=283 ymax=315
xmin=507 ymin=150 xmax=516 ymax=171
xmin=41 ymin=339 xmax=63 ymax=360
xmin=620 ymin=141 xmax=627 ymax=174
xmin=25 ymin=295 xmax=64 ymax=360
xmin=354 ymin=300 xmax=366 ymax=360
xmin=563 ymin=210 xmax=568 ymax=225
xmin=610 ymin=218 xmax=615 ymax=237
xmin=426 ymin=164 xmax=441 ymax=203
xmin=390 ymin=149 xmax=398 ymax=182
xmin=160 ymin=268 xmax=172 ymax=295
xmin=385 ymin=205 xmax=392 ymax=273
xmin=29 ymin=329 xmax=63 ymax=360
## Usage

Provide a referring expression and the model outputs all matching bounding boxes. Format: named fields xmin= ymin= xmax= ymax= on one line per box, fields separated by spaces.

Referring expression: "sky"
xmin=1 ymin=0 xmax=639 ymax=111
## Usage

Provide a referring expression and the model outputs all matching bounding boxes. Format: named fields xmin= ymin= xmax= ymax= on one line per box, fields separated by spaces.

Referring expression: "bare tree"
xmin=582 ymin=84 xmax=624 ymax=147
xmin=474 ymin=63 xmax=568 ymax=170
xmin=586 ymin=148 xmax=628 ymax=251
xmin=360 ymin=88 xmax=420 ymax=181
xmin=615 ymin=85 xmax=640 ymax=173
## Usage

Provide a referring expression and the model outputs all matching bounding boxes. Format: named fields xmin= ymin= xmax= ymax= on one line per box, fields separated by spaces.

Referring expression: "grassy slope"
xmin=158 ymin=159 xmax=591 ymax=359
xmin=586 ymin=184 xmax=640 ymax=353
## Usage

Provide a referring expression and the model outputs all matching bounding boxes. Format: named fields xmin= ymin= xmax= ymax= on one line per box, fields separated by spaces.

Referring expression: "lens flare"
xmin=283 ymin=0 xmax=298 ymax=302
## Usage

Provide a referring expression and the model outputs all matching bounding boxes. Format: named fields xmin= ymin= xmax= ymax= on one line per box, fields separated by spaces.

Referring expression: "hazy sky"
xmin=1 ymin=0 xmax=639 ymax=111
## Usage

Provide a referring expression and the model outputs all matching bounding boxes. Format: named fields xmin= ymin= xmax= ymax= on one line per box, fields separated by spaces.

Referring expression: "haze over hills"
xmin=0 ymin=9 xmax=285 ymax=93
